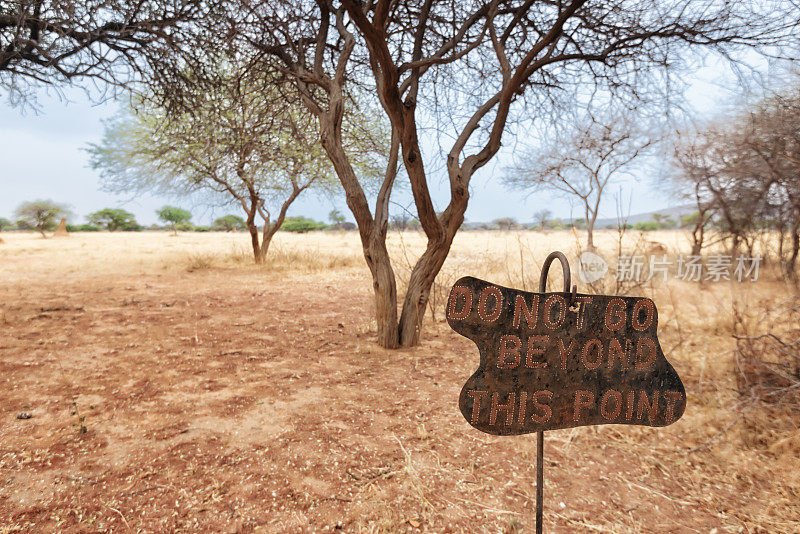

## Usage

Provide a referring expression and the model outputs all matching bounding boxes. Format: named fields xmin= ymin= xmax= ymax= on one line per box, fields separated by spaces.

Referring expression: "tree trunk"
xmin=367 ymin=237 xmax=400 ymax=348
xmin=259 ymin=223 xmax=274 ymax=262
xmin=318 ymin=107 xmax=400 ymax=348
xmin=690 ymin=213 xmax=705 ymax=256
xmin=256 ymin=181 xmax=305 ymax=264
xmin=242 ymin=191 xmax=264 ymax=264
xmin=247 ymin=220 xmax=263 ymax=264
xmin=257 ymin=218 xmax=278 ymax=263
xmin=398 ymin=233 xmax=456 ymax=346
xmin=586 ymin=207 xmax=597 ymax=252
xmin=245 ymin=204 xmax=263 ymax=264
xmin=788 ymin=223 xmax=800 ymax=280
xmin=691 ymin=188 xmax=705 ymax=256
xmin=745 ymin=233 xmax=756 ymax=258
xmin=396 ymin=162 xmax=468 ymax=347
xmin=325 ymin=170 xmax=400 ymax=348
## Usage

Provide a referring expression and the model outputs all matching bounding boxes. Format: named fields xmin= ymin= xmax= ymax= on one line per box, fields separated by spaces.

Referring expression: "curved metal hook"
xmin=539 ymin=251 xmax=577 ymax=304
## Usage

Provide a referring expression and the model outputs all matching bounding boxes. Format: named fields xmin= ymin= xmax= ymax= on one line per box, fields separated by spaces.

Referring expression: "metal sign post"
xmin=535 ymin=252 xmax=574 ymax=534
xmin=446 ymin=251 xmax=686 ymax=532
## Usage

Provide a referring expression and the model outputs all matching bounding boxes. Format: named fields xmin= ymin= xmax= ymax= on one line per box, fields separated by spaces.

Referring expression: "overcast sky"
xmin=0 ymin=55 xmax=747 ymax=226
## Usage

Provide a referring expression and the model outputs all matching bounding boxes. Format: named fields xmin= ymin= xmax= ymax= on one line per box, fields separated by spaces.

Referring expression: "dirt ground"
xmin=1 ymin=231 xmax=798 ymax=533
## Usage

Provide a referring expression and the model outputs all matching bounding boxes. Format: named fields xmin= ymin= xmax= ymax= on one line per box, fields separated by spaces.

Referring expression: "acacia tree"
xmin=213 ymin=215 xmax=245 ymax=232
xmin=157 ymin=206 xmax=191 ymax=234
xmin=673 ymin=82 xmax=800 ymax=273
xmin=506 ymin=113 xmax=654 ymax=251
xmin=88 ymin=208 xmax=137 ymax=231
xmin=533 ymin=209 xmax=551 ymax=231
xmin=685 ymin=185 xmax=714 ymax=256
xmin=673 ymin=119 xmax=780 ymax=256
xmin=494 ymin=217 xmax=520 ymax=231
xmin=745 ymin=85 xmax=800 ymax=276
xmin=88 ymin=58 xmax=384 ymax=263
xmin=329 ymin=209 xmax=346 ymax=229
xmin=14 ymin=199 xmax=70 ymax=236
xmin=151 ymin=0 xmax=799 ymax=347
xmin=0 ymin=0 xmax=203 ymax=103
xmin=89 ymin=102 xmax=330 ymax=262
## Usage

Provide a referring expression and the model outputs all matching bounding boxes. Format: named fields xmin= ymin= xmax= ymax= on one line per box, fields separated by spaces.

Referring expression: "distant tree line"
xmin=0 ymin=200 xmax=756 ymax=238
xmin=0 ymin=201 xmax=339 ymax=235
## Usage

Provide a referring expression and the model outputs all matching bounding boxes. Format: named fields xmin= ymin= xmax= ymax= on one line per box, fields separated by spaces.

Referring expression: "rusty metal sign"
xmin=447 ymin=276 xmax=686 ymax=436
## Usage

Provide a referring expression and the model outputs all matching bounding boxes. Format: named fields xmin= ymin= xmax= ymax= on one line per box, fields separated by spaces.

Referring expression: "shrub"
xmin=571 ymin=218 xmax=587 ymax=229
xmin=733 ymin=298 xmax=800 ymax=451
xmin=634 ymin=221 xmax=659 ymax=231
xmin=212 ymin=215 xmax=245 ymax=231
xmin=66 ymin=224 xmax=101 ymax=232
xmin=87 ymin=208 xmax=139 ymax=231
xmin=281 ymin=216 xmax=328 ymax=233
xmin=492 ymin=217 xmax=519 ymax=230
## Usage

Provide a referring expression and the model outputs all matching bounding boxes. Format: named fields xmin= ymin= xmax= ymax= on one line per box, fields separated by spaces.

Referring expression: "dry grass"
xmin=0 ymin=231 xmax=367 ymax=279
xmin=1 ymin=229 xmax=799 ymax=532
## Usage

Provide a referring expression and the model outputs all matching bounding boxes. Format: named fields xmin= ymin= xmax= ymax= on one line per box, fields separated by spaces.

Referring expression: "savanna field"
xmin=1 ymin=230 xmax=798 ymax=533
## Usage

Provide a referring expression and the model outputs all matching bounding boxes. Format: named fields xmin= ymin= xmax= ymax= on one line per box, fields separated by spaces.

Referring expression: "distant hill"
xmin=459 ymin=204 xmax=697 ymax=230
xmin=592 ymin=204 xmax=696 ymax=228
